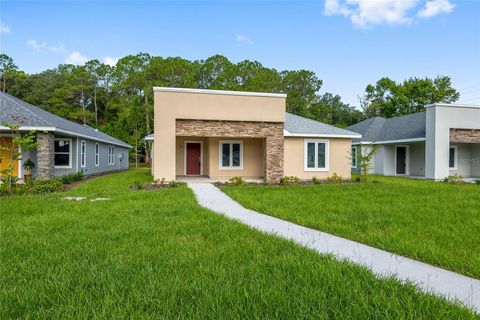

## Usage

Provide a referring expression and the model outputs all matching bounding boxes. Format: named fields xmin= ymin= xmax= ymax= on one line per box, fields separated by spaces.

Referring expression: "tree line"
xmin=0 ymin=53 xmax=460 ymax=162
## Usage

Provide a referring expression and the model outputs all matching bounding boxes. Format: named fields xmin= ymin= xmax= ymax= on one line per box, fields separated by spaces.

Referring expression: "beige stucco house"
xmin=146 ymin=87 xmax=361 ymax=182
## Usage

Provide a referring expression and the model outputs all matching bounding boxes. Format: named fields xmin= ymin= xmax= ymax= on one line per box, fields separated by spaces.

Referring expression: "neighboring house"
xmin=347 ymin=103 xmax=480 ymax=180
xmin=146 ymin=87 xmax=360 ymax=182
xmin=0 ymin=92 xmax=131 ymax=180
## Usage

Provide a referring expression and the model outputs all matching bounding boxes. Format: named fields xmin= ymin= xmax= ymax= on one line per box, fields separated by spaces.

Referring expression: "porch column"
xmin=36 ymin=132 xmax=55 ymax=180
xmin=264 ymin=134 xmax=284 ymax=183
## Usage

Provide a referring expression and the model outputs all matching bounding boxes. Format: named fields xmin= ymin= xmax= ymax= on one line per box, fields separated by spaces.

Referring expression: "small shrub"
xmin=354 ymin=176 xmax=361 ymax=183
xmin=475 ymin=179 xmax=480 ymax=185
xmin=443 ymin=174 xmax=464 ymax=184
xmin=312 ymin=176 xmax=321 ymax=185
xmin=60 ymin=171 xmax=85 ymax=184
xmin=280 ymin=176 xmax=301 ymax=185
xmin=130 ymin=181 xmax=144 ymax=190
xmin=31 ymin=179 xmax=64 ymax=194
xmin=228 ymin=176 xmax=245 ymax=186
xmin=327 ymin=173 xmax=343 ymax=184
xmin=168 ymin=180 xmax=186 ymax=188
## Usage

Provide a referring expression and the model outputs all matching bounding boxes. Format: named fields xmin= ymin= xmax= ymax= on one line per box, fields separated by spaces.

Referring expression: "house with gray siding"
xmin=347 ymin=103 xmax=480 ymax=180
xmin=0 ymin=92 xmax=130 ymax=180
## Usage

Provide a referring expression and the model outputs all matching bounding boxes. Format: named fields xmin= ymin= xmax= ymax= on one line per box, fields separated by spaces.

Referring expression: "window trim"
xmin=351 ymin=146 xmax=358 ymax=169
xmin=95 ymin=143 xmax=99 ymax=167
xmin=108 ymin=145 xmax=115 ymax=165
xmin=304 ymin=139 xmax=329 ymax=172
xmin=54 ymin=138 xmax=73 ymax=169
xmin=80 ymin=140 xmax=86 ymax=168
xmin=219 ymin=140 xmax=244 ymax=170
xmin=449 ymin=145 xmax=458 ymax=170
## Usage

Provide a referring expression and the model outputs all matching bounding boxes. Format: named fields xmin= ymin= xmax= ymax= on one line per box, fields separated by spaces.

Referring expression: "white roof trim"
xmin=153 ymin=87 xmax=287 ymax=98
xmin=425 ymin=103 xmax=480 ymax=109
xmin=355 ymin=137 xmax=426 ymax=145
xmin=0 ymin=125 xmax=132 ymax=148
xmin=284 ymin=130 xmax=361 ymax=139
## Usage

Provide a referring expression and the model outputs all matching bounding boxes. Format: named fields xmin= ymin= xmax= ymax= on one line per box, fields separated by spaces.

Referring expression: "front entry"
xmin=0 ymin=137 xmax=19 ymax=178
xmin=185 ymin=142 xmax=201 ymax=175
xmin=396 ymin=146 xmax=407 ymax=175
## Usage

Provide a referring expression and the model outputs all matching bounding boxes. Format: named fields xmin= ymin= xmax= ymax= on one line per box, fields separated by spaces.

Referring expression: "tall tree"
xmin=362 ymin=76 xmax=460 ymax=118
xmin=0 ymin=54 xmax=18 ymax=92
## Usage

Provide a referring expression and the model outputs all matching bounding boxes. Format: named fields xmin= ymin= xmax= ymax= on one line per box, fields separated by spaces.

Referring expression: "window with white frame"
xmin=219 ymin=141 xmax=243 ymax=170
xmin=449 ymin=146 xmax=457 ymax=169
xmin=108 ymin=145 xmax=115 ymax=165
xmin=352 ymin=146 xmax=357 ymax=168
xmin=95 ymin=143 xmax=99 ymax=166
xmin=304 ymin=140 xmax=329 ymax=171
xmin=80 ymin=140 xmax=86 ymax=168
xmin=54 ymin=139 xmax=72 ymax=168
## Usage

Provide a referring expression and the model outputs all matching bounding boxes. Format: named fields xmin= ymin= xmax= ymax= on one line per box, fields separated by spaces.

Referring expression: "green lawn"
xmin=1 ymin=170 xmax=477 ymax=319
xmin=222 ymin=176 xmax=480 ymax=279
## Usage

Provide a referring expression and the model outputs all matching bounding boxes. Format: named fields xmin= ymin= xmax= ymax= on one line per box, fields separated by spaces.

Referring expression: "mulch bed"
xmin=213 ymin=180 xmax=360 ymax=187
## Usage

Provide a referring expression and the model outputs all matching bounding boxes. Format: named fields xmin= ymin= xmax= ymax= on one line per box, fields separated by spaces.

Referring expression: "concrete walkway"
xmin=188 ymin=182 xmax=480 ymax=313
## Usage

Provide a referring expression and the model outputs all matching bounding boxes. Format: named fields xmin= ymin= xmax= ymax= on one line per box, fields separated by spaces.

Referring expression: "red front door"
xmin=186 ymin=143 xmax=201 ymax=175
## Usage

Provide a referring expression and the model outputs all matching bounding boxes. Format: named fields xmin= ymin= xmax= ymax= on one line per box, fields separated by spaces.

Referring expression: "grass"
xmin=0 ymin=170 xmax=478 ymax=319
xmin=221 ymin=175 xmax=480 ymax=278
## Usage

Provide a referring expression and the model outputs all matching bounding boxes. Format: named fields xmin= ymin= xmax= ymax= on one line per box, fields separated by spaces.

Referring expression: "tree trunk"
xmin=144 ymin=93 xmax=151 ymax=164
xmin=94 ymin=86 xmax=98 ymax=126
xmin=3 ymin=76 xmax=5 ymax=93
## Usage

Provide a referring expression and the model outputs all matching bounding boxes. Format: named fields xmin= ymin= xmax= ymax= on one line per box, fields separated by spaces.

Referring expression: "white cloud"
xmin=48 ymin=45 xmax=67 ymax=53
xmin=236 ymin=34 xmax=253 ymax=45
xmin=324 ymin=0 xmax=456 ymax=28
xmin=103 ymin=56 xmax=119 ymax=66
xmin=65 ymin=51 xmax=89 ymax=65
xmin=418 ymin=0 xmax=455 ymax=18
xmin=26 ymin=39 xmax=47 ymax=51
xmin=27 ymin=39 xmax=66 ymax=53
xmin=0 ymin=22 xmax=10 ymax=34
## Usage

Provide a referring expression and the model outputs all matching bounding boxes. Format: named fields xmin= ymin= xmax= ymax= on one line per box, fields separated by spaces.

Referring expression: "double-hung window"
xmin=108 ymin=145 xmax=115 ymax=165
xmin=54 ymin=138 xmax=72 ymax=168
xmin=95 ymin=143 xmax=99 ymax=166
xmin=449 ymin=146 xmax=457 ymax=170
xmin=351 ymin=146 xmax=357 ymax=168
xmin=80 ymin=140 xmax=86 ymax=168
xmin=304 ymin=140 xmax=329 ymax=171
xmin=219 ymin=141 xmax=243 ymax=170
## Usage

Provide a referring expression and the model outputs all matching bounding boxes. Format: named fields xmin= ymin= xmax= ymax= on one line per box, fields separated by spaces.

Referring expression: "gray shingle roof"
xmin=284 ymin=113 xmax=361 ymax=137
xmin=0 ymin=92 xmax=131 ymax=148
xmin=346 ymin=112 xmax=426 ymax=143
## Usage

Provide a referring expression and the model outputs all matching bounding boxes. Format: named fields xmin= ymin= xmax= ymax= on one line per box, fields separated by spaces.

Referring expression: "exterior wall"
xmin=175 ymin=119 xmax=284 ymax=182
xmin=75 ymin=139 xmax=129 ymax=176
xmin=426 ymin=105 xmax=480 ymax=180
xmin=382 ymin=145 xmax=396 ymax=176
xmin=471 ymin=144 xmax=480 ymax=177
xmin=373 ymin=145 xmax=385 ymax=174
xmin=450 ymin=129 xmax=480 ymax=143
xmin=208 ymin=137 xmax=264 ymax=179
xmin=153 ymin=88 xmax=285 ymax=181
xmin=408 ymin=142 xmax=426 ymax=177
xmin=0 ymin=136 xmax=20 ymax=178
xmin=448 ymin=143 xmax=480 ymax=178
xmin=284 ymin=137 xmax=352 ymax=180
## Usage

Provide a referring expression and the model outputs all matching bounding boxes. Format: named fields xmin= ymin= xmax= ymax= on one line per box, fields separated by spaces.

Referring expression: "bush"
xmin=475 ymin=179 xmax=480 ymax=185
xmin=280 ymin=176 xmax=301 ymax=185
xmin=130 ymin=181 xmax=144 ymax=190
xmin=228 ymin=176 xmax=245 ymax=186
xmin=31 ymin=179 xmax=64 ymax=194
xmin=443 ymin=174 xmax=464 ymax=184
xmin=169 ymin=180 xmax=185 ymax=188
xmin=312 ymin=176 xmax=321 ymax=185
xmin=60 ymin=171 xmax=85 ymax=184
xmin=354 ymin=176 xmax=362 ymax=183
xmin=327 ymin=173 xmax=343 ymax=184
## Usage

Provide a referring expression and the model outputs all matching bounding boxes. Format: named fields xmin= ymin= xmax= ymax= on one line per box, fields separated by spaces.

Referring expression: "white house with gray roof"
xmin=347 ymin=103 xmax=480 ymax=180
xmin=0 ymin=92 xmax=131 ymax=180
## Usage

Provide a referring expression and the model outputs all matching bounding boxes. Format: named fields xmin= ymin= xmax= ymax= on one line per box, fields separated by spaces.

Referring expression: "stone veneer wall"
xmin=176 ymin=119 xmax=284 ymax=182
xmin=36 ymin=132 xmax=55 ymax=180
xmin=450 ymin=129 xmax=480 ymax=143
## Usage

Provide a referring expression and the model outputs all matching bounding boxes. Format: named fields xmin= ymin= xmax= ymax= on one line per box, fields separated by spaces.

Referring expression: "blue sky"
xmin=1 ymin=0 xmax=479 ymax=106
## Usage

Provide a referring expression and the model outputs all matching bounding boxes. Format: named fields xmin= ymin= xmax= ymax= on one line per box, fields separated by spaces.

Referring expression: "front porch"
xmin=175 ymin=136 xmax=266 ymax=182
